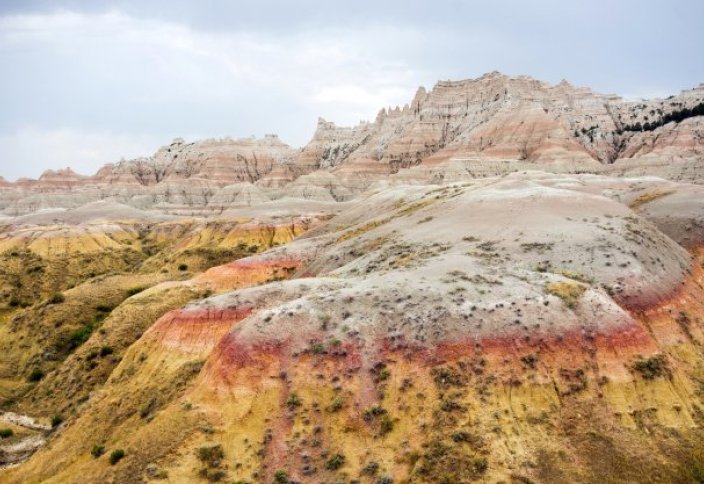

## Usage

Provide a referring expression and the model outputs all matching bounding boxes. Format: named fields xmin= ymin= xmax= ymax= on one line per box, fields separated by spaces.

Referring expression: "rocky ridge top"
xmin=1 ymin=72 xmax=703 ymax=215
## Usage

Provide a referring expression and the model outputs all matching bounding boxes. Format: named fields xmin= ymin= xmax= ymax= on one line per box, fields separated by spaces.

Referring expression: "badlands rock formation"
xmin=1 ymin=72 xmax=703 ymax=216
xmin=0 ymin=73 xmax=703 ymax=483
xmin=0 ymin=170 xmax=702 ymax=483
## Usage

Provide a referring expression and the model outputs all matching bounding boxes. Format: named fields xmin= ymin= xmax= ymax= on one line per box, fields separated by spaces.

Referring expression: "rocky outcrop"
xmin=1 ymin=73 xmax=703 ymax=218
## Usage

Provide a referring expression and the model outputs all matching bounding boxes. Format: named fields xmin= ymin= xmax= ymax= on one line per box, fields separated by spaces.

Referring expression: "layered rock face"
xmin=314 ymin=73 xmax=704 ymax=185
xmin=1 ymin=73 xmax=704 ymax=483
xmin=0 ymin=136 xmax=317 ymax=215
xmin=3 ymin=172 xmax=704 ymax=483
xmin=2 ymin=72 xmax=704 ymax=217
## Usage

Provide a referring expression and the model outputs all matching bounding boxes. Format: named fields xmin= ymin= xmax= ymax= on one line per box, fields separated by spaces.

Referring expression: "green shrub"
xmin=379 ymin=415 xmax=394 ymax=435
xmin=91 ymin=445 xmax=105 ymax=458
xmin=274 ymin=470 xmax=289 ymax=483
xmin=632 ymin=354 xmax=669 ymax=380
xmin=109 ymin=449 xmax=125 ymax=465
xmin=68 ymin=326 xmax=93 ymax=349
xmin=364 ymin=405 xmax=386 ymax=419
xmin=362 ymin=461 xmax=379 ymax=475
xmin=473 ymin=456 xmax=488 ymax=473
xmin=328 ymin=397 xmax=343 ymax=412
xmin=326 ymin=453 xmax=345 ymax=470
xmin=0 ymin=428 xmax=13 ymax=438
xmin=99 ymin=345 xmax=114 ymax=357
xmin=51 ymin=415 xmax=64 ymax=427
xmin=48 ymin=292 xmax=65 ymax=304
xmin=178 ymin=264 xmax=188 ymax=271
xmin=198 ymin=468 xmax=226 ymax=481
xmin=286 ymin=393 xmax=302 ymax=409
xmin=126 ymin=286 xmax=147 ymax=297
xmin=28 ymin=368 xmax=44 ymax=382
xmin=197 ymin=444 xmax=224 ymax=468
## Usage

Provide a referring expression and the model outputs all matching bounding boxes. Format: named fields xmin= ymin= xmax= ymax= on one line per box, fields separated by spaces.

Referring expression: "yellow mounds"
xmin=545 ymin=281 xmax=587 ymax=308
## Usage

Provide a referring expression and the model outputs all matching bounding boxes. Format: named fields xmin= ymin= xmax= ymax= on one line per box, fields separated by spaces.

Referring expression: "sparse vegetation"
xmin=126 ymin=286 xmax=147 ymax=297
xmin=197 ymin=444 xmax=225 ymax=481
xmin=328 ymin=396 xmax=343 ymax=412
xmin=0 ymin=428 xmax=13 ymax=438
xmin=91 ymin=445 xmax=105 ymax=458
xmin=286 ymin=393 xmax=302 ymax=408
xmin=545 ymin=281 xmax=586 ymax=308
xmin=326 ymin=453 xmax=345 ymax=470
xmin=362 ymin=461 xmax=379 ymax=475
xmin=619 ymin=102 xmax=704 ymax=132
xmin=629 ymin=190 xmax=674 ymax=209
xmin=28 ymin=368 xmax=44 ymax=382
xmin=632 ymin=354 xmax=669 ymax=380
xmin=109 ymin=449 xmax=125 ymax=465
xmin=47 ymin=292 xmax=65 ymax=304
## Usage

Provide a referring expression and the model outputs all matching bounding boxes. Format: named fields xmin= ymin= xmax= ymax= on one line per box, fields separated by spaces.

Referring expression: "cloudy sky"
xmin=1 ymin=0 xmax=702 ymax=180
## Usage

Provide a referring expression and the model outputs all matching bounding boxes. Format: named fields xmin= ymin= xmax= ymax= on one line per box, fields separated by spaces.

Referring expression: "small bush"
xmin=28 ymin=368 xmax=44 ymax=382
xmin=362 ymin=461 xmax=379 ymax=475
xmin=99 ymin=346 xmax=114 ymax=357
xmin=473 ymin=456 xmax=488 ymax=473
xmin=286 ymin=393 xmax=302 ymax=409
xmin=178 ymin=264 xmax=188 ymax=271
xmin=48 ymin=292 xmax=65 ymax=304
xmin=109 ymin=449 xmax=125 ymax=465
xmin=326 ymin=453 xmax=345 ymax=470
xmin=274 ymin=470 xmax=289 ymax=483
xmin=126 ymin=286 xmax=147 ymax=297
xmin=139 ymin=398 xmax=156 ymax=419
xmin=198 ymin=468 xmax=226 ymax=482
xmin=68 ymin=326 xmax=93 ymax=349
xmin=91 ymin=445 xmax=105 ymax=458
xmin=197 ymin=444 xmax=224 ymax=468
xmin=379 ymin=415 xmax=394 ymax=435
xmin=51 ymin=415 xmax=64 ymax=427
xmin=364 ymin=405 xmax=387 ymax=419
xmin=632 ymin=354 xmax=669 ymax=380
xmin=0 ymin=428 xmax=13 ymax=438
xmin=328 ymin=397 xmax=343 ymax=412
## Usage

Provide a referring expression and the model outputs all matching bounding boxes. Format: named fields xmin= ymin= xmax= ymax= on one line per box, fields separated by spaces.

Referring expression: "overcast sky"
xmin=0 ymin=0 xmax=702 ymax=180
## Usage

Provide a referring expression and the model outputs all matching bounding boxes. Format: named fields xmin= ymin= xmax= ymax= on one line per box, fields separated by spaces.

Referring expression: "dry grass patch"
xmin=545 ymin=281 xmax=587 ymax=308
xmin=628 ymin=190 xmax=673 ymax=209
xmin=336 ymin=218 xmax=391 ymax=243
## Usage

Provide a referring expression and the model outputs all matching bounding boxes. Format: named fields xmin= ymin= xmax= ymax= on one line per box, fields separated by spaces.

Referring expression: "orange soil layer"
xmin=203 ymin=250 xmax=704 ymax=387
xmin=145 ymin=307 xmax=254 ymax=353
xmin=193 ymin=255 xmax=303 ymax=292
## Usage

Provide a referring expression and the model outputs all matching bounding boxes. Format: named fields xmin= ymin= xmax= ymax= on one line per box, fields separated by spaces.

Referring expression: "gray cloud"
xmin=0 ymin=0 xmax=702 ymax=180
